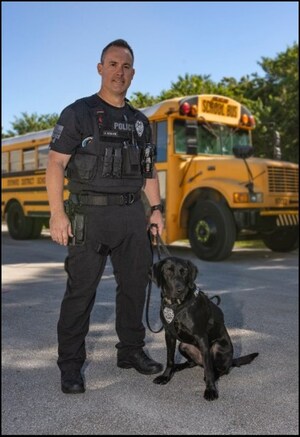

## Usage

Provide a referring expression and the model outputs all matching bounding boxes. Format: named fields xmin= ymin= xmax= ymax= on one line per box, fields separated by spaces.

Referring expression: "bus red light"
xmin=249 ymin=115 xmax=255 ymax=127
xmin=180 ymin=102 xmax=191 ymax=115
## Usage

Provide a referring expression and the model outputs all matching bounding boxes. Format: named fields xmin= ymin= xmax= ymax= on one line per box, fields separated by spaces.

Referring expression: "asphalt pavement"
xmin=2 ymin=226 xmax=299 ymax=435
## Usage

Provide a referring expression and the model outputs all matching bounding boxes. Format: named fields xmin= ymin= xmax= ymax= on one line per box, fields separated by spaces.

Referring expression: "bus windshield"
xmin=174 ymin=119 xmax=251 ymax=155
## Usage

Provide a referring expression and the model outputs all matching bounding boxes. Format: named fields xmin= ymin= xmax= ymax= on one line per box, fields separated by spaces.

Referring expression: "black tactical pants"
xmin=57 ymin=199 xmax=152 ymax=372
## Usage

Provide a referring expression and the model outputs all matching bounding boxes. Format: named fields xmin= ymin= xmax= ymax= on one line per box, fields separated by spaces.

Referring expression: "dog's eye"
xmin=179 ymin=268 xmax=188 ymax=275
xmin=164 ymin=265 xmax=175 ymax=274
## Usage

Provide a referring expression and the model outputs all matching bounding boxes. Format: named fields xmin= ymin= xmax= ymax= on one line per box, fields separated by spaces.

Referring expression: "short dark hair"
xmin=100 ymin=39 xmax=134 ymax=64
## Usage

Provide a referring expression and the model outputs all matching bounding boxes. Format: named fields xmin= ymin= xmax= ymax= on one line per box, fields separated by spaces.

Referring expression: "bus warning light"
xmin=180 ymin=102 xmax=191 ymax=115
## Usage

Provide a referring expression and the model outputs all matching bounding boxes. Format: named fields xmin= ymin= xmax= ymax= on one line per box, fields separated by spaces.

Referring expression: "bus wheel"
xmin=262 ymin=227 xmax=299 ymax=252
xmin=188 ymin=200 xmax=236 ymax=261
xmin=30 ymin=218 xmax=44 ymax=239
xmin=7 ymin=202 xmax=33 ymax=240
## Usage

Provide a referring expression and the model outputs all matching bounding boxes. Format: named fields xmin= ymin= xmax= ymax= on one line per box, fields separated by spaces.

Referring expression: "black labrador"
xmin=151 ymin=256 xmax=258 ymax=401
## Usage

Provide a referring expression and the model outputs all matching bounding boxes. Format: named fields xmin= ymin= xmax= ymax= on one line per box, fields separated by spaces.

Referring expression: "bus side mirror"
xmin=233 ymin=145 xmax=254 ymax=159
xmin=185 ymin=120 xmax=198 ymax=155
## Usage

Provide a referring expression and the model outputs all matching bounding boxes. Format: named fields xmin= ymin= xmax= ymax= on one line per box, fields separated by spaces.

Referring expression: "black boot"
xmin=61 ymin=369 xmax=85 ymax=394
xmin=117 ymin=349 xmax=163 ymax=375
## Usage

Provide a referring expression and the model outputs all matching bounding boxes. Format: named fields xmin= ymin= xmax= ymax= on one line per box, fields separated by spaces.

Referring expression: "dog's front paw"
xmin=204 ymin=387 xmax=219 ymax=401
xmin=153 ymin=375 xmax=171 ymax=385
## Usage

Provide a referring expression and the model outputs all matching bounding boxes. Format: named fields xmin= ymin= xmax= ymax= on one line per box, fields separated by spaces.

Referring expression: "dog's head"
xmin=151 ymin=256 xmax=198 ymax=302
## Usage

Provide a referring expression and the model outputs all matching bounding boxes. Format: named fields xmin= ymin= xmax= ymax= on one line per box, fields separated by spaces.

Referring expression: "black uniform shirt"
xmin=49 ymin=94 xmax=151 ymax=154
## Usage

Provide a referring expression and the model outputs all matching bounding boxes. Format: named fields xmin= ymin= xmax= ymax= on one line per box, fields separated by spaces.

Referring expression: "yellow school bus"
xmin=1 ymin=129 xmax=69 ymax=239
xmin=141 ymin=94 xmax=298 ymax=260
xmin=2 ymin=94 xmax=299 ymax=260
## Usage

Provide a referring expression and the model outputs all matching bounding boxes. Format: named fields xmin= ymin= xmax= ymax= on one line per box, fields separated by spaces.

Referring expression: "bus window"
xmin=38 ymin=144 xmax=49 ymax=169
xmin=215 ymin=125 xmax=251 ymax=155
xmin=199 ymin=124 xmax=220 ymax=154
xmin=232 ymin=130 xmax=251 ymax=147
xmin=23 ymin=148 xmax=35 ymax=171
xmin=2 ymin=152 xmax=9 ymax=173
xmin=174 ymin=119 xmax=218 ymax=154
xmin=10 ymin=150 xmax=22 ymax=172
xmin=174 ymin=119 xmax=250 ymax=155
xmin=174 ymin=121 xmax=186 ymax=153
xmin=156 ymin=121 xmax=167 ymax=162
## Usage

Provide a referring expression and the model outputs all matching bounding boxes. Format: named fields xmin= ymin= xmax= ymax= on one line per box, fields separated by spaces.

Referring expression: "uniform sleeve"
xmin=145 ymin=120 xmax=152 ymax=143
xmin=137 ymin=111 xmax=152 ymax=143
xmin=49 ymin=105 xmax=82 ymax=154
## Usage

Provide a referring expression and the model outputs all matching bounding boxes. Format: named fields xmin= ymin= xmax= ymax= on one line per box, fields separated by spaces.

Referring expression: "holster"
xmin=64 ymin=200 xmax=86 ymax=246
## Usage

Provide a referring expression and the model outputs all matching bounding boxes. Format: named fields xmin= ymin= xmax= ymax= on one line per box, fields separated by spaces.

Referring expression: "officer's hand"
xmin=149 ymin=210 xmax=164 ymax=236
xmin=50 ymin=211 xmax=73 ymax=246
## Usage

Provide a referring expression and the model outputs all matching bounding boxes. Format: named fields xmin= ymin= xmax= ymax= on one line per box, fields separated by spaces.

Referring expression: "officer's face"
xmin=97 ymin=47 xmax=135 ymax=96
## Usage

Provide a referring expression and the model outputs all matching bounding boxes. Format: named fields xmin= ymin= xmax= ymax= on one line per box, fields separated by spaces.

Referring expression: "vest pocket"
xmin=67 ymin=153 xmax=98 ymax=181
xmin=122 ymin=144 xmax=141 ymax=178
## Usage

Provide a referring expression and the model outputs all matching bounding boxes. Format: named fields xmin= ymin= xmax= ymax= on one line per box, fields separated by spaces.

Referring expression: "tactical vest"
xmin=65 ymin=95 xmax=151 ymax=194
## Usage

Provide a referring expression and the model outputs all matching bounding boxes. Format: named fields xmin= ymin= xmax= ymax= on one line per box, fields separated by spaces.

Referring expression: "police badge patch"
xmin=135 ymin=120 xmax=144 ymax=137
xmin=163 ymin=307 xmax=174 ymax=324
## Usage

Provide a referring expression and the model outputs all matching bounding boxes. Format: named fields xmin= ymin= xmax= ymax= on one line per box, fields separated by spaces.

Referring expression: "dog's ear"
xmin=187 ymin=260 xmax=198 ymax=287
xmin=151 ymin=260 xmax=165 ymax=287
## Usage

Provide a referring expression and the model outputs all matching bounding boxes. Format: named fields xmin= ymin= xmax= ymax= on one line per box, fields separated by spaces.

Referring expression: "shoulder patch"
xmin=51 ymin=124 xmax=64 ymax=143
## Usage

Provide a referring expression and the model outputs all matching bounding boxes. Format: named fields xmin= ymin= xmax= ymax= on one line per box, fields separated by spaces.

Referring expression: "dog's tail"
xmin=232 ymin=352 xmax=259 ymax=367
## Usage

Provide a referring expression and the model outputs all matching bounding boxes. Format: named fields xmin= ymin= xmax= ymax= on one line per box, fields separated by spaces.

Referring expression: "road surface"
xmin=2 ymin=226 xmax=298 ymax=435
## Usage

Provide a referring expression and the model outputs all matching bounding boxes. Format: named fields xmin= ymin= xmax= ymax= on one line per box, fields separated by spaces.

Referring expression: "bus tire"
xmin=188 ymin=200 xmax=236 ymax=261
xmin=7 ymin=202 xmax=33 ymax=240
xmin=30 ymin=218 xmax=44 ymax=239
xmin=262 ymin=227 xmax=299 ymax=252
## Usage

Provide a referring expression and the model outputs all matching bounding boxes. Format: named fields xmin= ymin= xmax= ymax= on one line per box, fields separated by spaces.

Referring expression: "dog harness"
xmin=162 ymin=286 xmax=202 ymax=338
xmin=162 ymin=286 xmax=217 ymax=341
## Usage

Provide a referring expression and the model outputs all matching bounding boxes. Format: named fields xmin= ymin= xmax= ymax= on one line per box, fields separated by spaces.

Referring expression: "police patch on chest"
xmin=163 ymin=307 xmax=174 ymax=324
xmin=135 ymin=120 xmax=144 ymax=137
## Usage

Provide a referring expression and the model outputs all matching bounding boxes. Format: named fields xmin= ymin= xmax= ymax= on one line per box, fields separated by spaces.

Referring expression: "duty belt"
xmin=70 ymin=191 xmax=141 ymax=206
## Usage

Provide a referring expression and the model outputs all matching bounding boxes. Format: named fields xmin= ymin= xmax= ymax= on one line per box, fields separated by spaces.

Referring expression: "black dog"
xmin=151 ymin=256 xmax=258 ymax=401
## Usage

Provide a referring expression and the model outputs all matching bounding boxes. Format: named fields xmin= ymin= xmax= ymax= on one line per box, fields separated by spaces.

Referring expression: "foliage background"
xmin=2 ymin=43 xmax=298 ymax=163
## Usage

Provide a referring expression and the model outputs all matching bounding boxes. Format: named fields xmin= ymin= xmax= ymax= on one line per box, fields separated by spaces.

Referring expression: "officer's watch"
xmin=150 ymin=204 xmax=164 ymax=213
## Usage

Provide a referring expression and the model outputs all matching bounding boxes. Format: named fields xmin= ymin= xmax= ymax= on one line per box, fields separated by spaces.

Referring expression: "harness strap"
xmin=162 ymin=288 xmax=217 ymax=341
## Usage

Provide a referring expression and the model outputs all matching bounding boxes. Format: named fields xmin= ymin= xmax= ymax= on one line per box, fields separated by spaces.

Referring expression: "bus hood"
xmin=180 ymin=154 xmax=298 ymax=199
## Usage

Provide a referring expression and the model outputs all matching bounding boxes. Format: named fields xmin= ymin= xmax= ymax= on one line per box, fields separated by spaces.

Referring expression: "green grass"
xmin=234 ymin=240 xmax=265 ymax=249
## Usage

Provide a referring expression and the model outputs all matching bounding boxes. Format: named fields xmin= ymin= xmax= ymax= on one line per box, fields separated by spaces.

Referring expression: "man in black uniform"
xmin=46 ymin=39 xmax=164 ymax=394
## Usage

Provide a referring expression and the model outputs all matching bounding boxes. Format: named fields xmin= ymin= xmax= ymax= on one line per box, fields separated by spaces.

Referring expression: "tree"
xmin=129 ymin=92 xmax=158 ymax=108
xmin=2 ymin=112 xmax=58 ymax=138
xmin=224 ymin=43 xmax=299 ymax=162
xmin=256 ymin=43 xmax=298 ymax=163
xmin=159 ymin=74 xmax=216 ymax=99
xmin=3 ymin=45 xmax=298 ymax=163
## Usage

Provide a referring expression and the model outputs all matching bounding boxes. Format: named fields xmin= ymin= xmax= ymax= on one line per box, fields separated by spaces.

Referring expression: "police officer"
xmin=46 ymin=39 xmax=164 ymax=394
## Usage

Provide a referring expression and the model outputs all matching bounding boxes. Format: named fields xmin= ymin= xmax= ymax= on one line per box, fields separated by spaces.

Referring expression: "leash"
xmin=145 ymin=227 xmax=221 ymax=333
xmin=145 ymin=224 xmax=170 ymax=333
